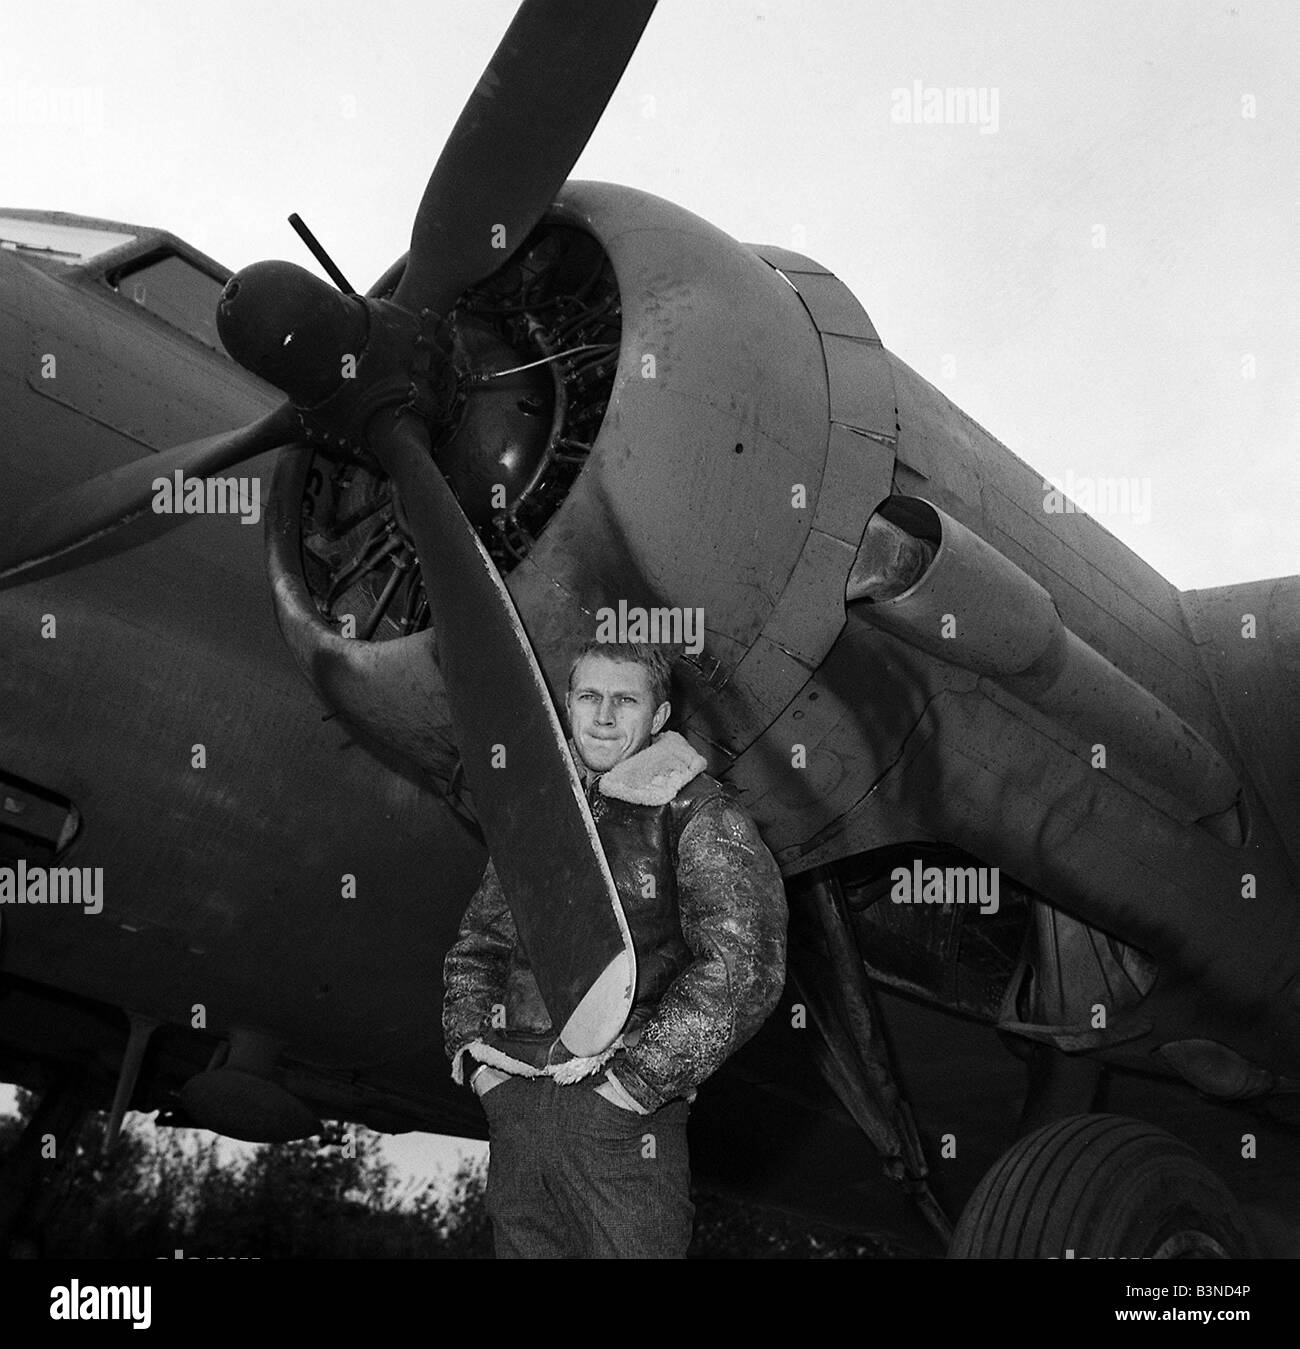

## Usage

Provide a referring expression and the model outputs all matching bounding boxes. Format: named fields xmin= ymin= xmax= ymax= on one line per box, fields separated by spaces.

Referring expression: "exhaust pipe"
xmin=847 ymin=496 xmax=1240 ymax=827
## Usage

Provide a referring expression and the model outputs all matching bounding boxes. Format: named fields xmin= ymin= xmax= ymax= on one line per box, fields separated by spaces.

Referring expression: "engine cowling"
xmin=265 ymin=182 xmax=851 ymax=796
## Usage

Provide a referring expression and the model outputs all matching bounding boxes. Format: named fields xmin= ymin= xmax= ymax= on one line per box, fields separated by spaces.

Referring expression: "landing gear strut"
xmin=788 ymin=869 xmax=952 ymax=1247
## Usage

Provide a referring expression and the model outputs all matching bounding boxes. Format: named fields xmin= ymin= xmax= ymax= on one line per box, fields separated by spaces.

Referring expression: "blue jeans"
xmin=480 ymin=1075 xmax=693 ymax=1259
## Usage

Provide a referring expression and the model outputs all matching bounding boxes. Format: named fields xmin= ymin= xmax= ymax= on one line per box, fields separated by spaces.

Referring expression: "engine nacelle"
xmin=266 ymin=182 xmax=877 ymax=789
xmin=849 ymin=495 xmax=1240 ymax=824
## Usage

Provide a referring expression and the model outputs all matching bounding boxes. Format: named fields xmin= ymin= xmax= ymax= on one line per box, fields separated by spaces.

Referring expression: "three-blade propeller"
xmin=2 ymin=0 xmax=660 ymax=1053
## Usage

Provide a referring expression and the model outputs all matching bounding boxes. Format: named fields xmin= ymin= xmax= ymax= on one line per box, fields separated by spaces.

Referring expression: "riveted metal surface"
xmin=701 ymin=634 xmax=810 ymax=746
xmin=886 ymin=351 xmax=1240 ymax=772
xmin=24 ymin=274 xmax=101 ymax=427
xmin=1181 ymin=577 xmax=1300 ymax=880
xmin=782 ymin=270 xmax=882 ymax=344
xmin=980 ymin=477 xmax=1211 ymax=697
xmin=0 ymin=265 xmax=26 ymax=376
xmin=696 ymin=259 xmax=899 ymax=766
xmin=812 ymin=423 xmax=896 ymax=545
xmin=534 ymin=185 xmax=829 ymax=662
xmin=983 ymin=515 xmax=1219 ymax=739
xmin=888 ymin=353 xmax=985 ymax=515
xmin=21 ymin=262 xmax=273 ymax=452
xmin=823 ymin=334 xmax=896 ymax=437
xmin=727 ymin=620 xmax=971 ymax=851
xmin=758 ymin=529 xmax=858 ymax=668
xmin=851 ymin=498 xmax=1239 ymax=817
xmin=747 ymin=244 xmax=833 ymax=276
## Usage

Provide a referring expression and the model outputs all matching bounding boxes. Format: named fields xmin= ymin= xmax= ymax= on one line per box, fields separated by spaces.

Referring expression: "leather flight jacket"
xmin=495 ymin=769 xmax=727 ymax=1070
xmin=443 ymin=729 xmax=789 ymax=1110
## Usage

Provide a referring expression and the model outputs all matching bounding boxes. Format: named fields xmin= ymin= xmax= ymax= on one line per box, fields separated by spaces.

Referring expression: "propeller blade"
xmin=0 ymin=403 xmax=298 ymax=585
xmin=392 ymin=0 xmax=657 ymax=317
xmin=368 ymin=409 xmax=634 ymax=1056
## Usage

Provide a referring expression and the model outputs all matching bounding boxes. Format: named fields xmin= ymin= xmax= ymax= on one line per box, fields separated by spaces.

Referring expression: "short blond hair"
xmin=567 ymin=641 xmax=673 ymax=708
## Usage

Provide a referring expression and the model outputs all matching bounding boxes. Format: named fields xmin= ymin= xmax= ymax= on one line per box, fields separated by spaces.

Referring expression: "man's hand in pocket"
xmin=592 ymin=1071 xmax=648 ymax=1114
xmin=472 ymin=1066 xmax=511 ymax=1098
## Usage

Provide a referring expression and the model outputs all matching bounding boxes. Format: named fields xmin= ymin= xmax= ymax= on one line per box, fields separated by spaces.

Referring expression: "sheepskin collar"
xmin=591 ymin=730 xmax=707 ymax=806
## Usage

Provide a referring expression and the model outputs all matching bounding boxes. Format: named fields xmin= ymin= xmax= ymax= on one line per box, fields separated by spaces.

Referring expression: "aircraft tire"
xmin=948 ymin=1112 xmax=1257 ymax=1259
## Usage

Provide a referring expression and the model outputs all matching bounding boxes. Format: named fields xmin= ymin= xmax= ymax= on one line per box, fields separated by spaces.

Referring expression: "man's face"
xmin=566 ymin=655 xmax=670 ymax=774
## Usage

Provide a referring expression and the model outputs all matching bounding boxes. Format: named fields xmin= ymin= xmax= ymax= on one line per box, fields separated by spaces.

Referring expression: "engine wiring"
xmin=472 ymin=342 xmax=617 ymax=382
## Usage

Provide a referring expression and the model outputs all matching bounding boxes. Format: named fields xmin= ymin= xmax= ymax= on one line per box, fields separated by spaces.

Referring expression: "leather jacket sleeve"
xmin=442 ymin=859 xmax=515 ymax=1061
xmin=609 ymin=795 xmax=787 ymax=1111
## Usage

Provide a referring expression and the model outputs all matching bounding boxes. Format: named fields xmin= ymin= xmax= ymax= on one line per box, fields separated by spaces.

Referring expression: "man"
xmin=442 ymin=640 xmax=787 ymax=1258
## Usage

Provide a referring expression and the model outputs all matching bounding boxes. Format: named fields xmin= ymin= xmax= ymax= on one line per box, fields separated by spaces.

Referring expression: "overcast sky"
xmin=4 ymin=0 xmax=1297 ymax=589
xmin=2 ymin=0 xmax=1296 ymax=1184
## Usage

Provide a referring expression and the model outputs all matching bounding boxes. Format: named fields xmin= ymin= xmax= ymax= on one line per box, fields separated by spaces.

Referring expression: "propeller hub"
xmin=218 ymin=260 xmax=368 ymax=407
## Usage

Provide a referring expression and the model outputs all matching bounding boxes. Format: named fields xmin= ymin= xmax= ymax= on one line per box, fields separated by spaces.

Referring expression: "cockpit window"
xmin=0 ymin=215 xmax=136 ymax=263
xmin=108 ymin=252 xmax=225 ymax=351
